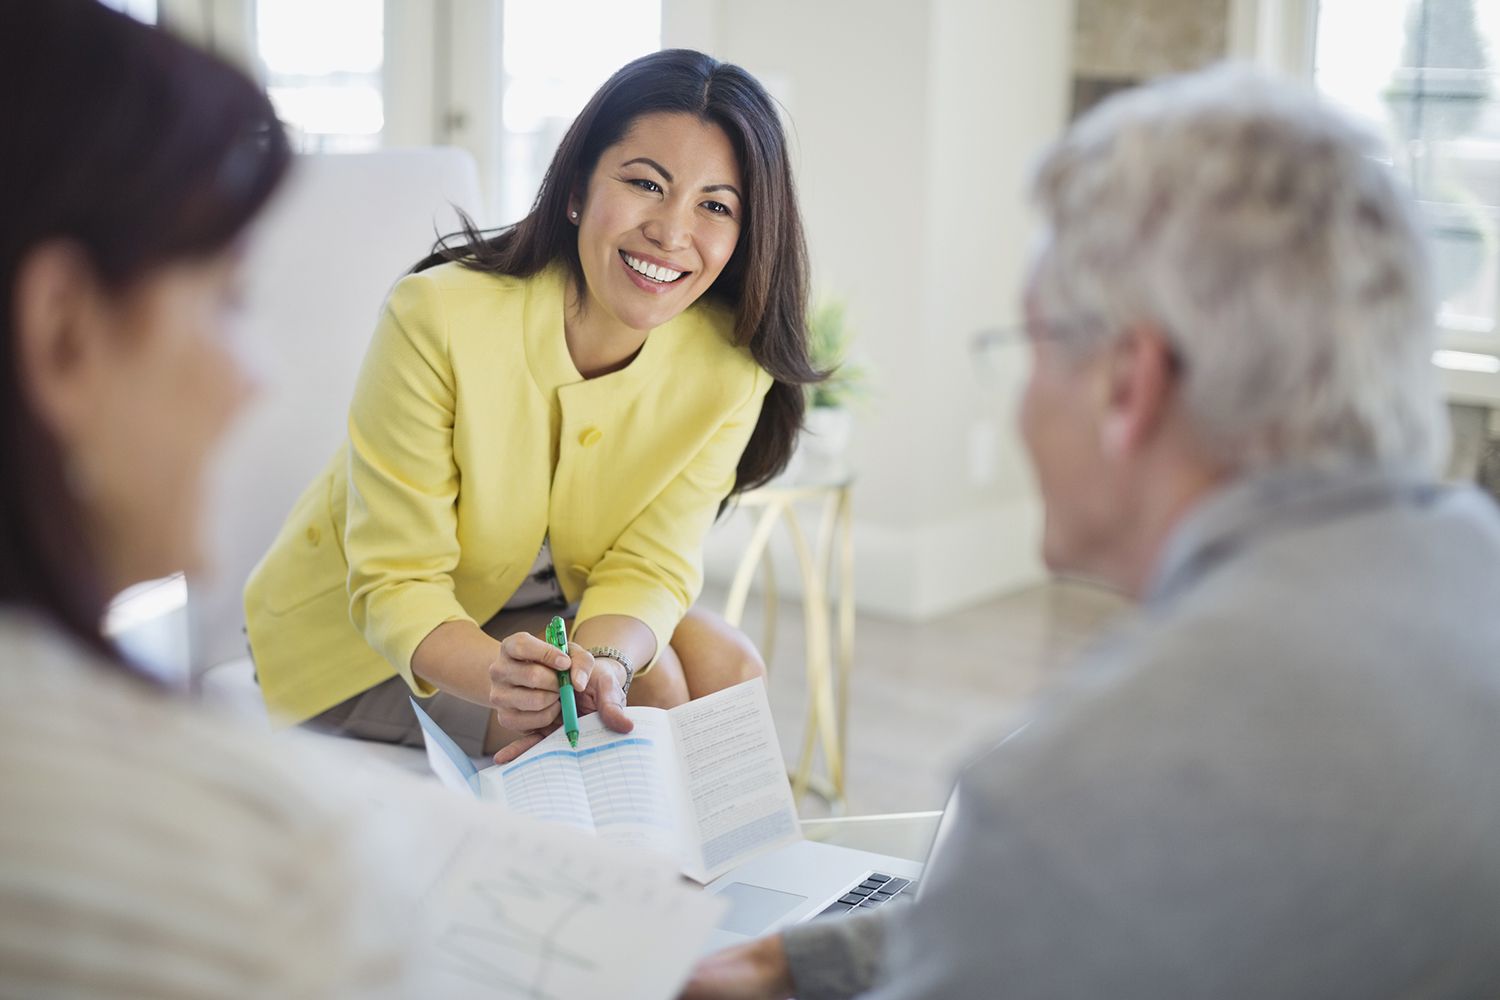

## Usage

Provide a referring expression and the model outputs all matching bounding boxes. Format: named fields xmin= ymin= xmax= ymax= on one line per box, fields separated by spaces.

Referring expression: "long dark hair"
xmin=0 ymin=0 xmax=290 ymax=656
xmin=415 ymin=48 xmax=822 ymax=495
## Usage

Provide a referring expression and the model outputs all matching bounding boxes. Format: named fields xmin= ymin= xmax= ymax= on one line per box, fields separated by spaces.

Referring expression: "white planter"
xmin=795 ymin=406 xmax=854 ymax=482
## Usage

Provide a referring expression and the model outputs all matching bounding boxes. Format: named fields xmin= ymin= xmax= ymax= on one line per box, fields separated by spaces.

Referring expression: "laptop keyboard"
xmin=816 ymin=872 xmax=919 ymax=918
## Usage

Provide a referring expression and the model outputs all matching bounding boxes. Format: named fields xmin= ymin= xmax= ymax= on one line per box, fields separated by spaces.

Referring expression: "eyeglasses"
xmin=970 ymin=323 xmax=1041 ymax=356
xmin=967 ymin=322 xmax=1077 ymax=376
xmin=970 ymin=321 xmax=1187 ymax=374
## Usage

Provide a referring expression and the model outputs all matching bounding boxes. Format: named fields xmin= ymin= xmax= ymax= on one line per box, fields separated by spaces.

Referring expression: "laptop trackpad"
xmin=716 ymin=883 xmax=808 ymax=936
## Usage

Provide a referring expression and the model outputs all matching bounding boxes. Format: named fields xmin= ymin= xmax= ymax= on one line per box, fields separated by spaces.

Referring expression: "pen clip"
xmin=546 ymin=615 xmax=568 ymax=655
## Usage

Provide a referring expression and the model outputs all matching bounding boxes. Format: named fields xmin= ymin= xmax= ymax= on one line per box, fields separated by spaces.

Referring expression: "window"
xmin=98 ymin=0 xmax=157 ymax=22
xmin=497 ymin=0 xmax=661 ymax=224
xmin=256 ymin=0 xmax=384 ymax=153
xmin=1315 ymin=0 xmax=1500 ymax=351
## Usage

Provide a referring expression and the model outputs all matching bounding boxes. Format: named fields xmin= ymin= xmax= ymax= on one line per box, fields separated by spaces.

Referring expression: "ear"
xmin=566 ymin=183 xmax=584 ymax=225
xmin=12 ymin=240 xmax=110 ymax=442
xmin=1098 ymin=324 xmax=1178 ymax=460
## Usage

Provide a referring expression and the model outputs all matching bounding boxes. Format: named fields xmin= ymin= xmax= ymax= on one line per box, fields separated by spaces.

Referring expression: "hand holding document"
xmin=328 ymin=737 xmax=725 ymax=999
xmin=414 ymin=679 xmax=801 ymax=883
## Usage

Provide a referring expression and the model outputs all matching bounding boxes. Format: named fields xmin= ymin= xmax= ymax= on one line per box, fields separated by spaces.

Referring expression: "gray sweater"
xmin=784 ymin=467 xmax=1500 ymax=998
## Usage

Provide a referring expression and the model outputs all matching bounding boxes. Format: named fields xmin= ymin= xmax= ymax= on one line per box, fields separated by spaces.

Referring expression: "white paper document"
xmin=413 ymin=678 xmax=801 ymax=883
xmin=291 ymin=733 xmax=725 ymax=999
xmin=415 ymin=811 xmax=725 ymax=1000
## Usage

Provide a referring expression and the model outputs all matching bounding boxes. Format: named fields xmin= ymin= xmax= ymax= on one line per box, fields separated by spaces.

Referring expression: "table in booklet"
xmin=413 ymin=678 xmax=801 ymax=883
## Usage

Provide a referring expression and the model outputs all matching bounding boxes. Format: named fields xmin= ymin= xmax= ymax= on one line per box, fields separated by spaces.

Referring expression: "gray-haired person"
xmin=683 ymin=64 xmax=1500 ymax=999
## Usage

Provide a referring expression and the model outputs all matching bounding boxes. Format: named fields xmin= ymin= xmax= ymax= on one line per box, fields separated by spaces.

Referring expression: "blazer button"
xmin=578 ymin=427 xmax=603 ymax=447
xmin=305 ymin=525 xmax=321 ymax=546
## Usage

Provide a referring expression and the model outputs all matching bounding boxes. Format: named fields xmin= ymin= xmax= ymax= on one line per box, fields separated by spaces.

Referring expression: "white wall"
xmin=1228 ymin=0 xmax=1319 ymax=74
xmin=670 ymin=0 xmax=1073 ymax=619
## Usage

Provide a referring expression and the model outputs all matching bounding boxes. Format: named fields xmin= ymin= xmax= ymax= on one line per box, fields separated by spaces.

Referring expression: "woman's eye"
xmin=630 ymin=178 xmax=662 ymax=194
xmin=703 ymin=201 xmax=733 ymax=217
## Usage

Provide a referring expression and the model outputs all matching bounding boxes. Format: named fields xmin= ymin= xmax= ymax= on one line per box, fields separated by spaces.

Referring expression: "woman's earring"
xmin=570 ymin=210 xmax=579 ymax=222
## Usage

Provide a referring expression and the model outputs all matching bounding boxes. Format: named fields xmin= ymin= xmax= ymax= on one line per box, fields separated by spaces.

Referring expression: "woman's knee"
xmin=715 ymin=626 xmax=767 ymax=685
xmin=628 ymin=644 xmax=690 ymax=709
xmin=672 ymin=608 xmax=766 ymax=698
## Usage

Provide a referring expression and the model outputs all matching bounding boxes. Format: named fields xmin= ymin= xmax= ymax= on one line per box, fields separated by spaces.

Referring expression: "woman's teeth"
xmin=623 ymin=252 xmax=684 ymax=284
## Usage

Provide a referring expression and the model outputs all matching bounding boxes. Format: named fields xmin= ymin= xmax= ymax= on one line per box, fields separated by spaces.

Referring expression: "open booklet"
xmin=412 ymin=678 xmax=801 ymax=884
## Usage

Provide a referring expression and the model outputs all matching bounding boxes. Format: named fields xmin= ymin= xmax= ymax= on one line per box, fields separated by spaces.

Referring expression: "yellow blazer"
xmin=244 ymin=262 xmax=770 ymax=724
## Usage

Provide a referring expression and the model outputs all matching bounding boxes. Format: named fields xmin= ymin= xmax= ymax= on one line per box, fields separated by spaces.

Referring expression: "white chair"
xmin=191 ymin=148 xmax=485 ymax=752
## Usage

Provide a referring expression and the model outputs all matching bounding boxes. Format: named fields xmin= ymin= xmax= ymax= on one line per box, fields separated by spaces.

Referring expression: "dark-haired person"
xmin=0 ymin=1 xmax=434 ymax=992
xmin=245 ymin=49 xmax=821 ymax=763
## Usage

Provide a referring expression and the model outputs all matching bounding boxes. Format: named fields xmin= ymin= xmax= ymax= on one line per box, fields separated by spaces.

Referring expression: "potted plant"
xmin=797 ymin=298 xmax=869 ymax=478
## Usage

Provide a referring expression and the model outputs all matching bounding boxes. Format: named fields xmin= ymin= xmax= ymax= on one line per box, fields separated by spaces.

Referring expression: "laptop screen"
xmin=924 ymin=719 xmax=1031 ymax=867
xmin=926 ymin=784 xmax=961 ymax=863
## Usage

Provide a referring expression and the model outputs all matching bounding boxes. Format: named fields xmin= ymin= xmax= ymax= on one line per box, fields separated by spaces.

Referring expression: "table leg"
xmin=760 ymin=544 xmax=778 ymax=674
xmin=724 ymin=502 xmax=783 ymax=629
xmin=781 ymin=504 xmax=841 ymax=808
xmin=836 ymin=487 xmax=855 ymax=798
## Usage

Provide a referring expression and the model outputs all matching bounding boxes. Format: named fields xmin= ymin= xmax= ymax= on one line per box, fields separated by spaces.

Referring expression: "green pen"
xmin=547 ymin=616 xmax=580 ymax=749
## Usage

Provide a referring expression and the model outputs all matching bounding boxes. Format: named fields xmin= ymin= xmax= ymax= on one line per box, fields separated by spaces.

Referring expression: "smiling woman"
xmin=567 ymin=114 xmax=744 ymax=372
xmin=244 ymin=49 xmax=823 ymax=766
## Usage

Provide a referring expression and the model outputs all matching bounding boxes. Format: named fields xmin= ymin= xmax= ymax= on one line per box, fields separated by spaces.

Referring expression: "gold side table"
xmin=723 ymin=475 xmax=854 ymax=811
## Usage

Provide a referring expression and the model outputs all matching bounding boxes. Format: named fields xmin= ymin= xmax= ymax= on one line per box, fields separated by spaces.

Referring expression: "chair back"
xmin=188 ymin=147 xmax=485 ymax=674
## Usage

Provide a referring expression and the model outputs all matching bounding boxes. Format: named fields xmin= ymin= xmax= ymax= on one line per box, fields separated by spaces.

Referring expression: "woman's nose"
xmin=642 ymin=203 xmax=691 ymax=252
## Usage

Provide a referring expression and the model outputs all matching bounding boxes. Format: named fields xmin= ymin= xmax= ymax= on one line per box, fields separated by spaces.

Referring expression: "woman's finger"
xmin=493 ymin=730 xmax=545 ymax=765
xmin=494 ymin=703 xmax=561 ymax=733
xmin=493 ymin=659 xmax=565 ymax=693
xmin=567 ymin=643 xmax=595 ymax=692
xmin=598 ymin=695 xmax=633 ymax=733
xmin=500 ymin=631 xmax=572 ymax=671
xmin=492 ymin=719 xmax=563 ymax=765
xmin=492 ymin=684 xmax=558 ymax=714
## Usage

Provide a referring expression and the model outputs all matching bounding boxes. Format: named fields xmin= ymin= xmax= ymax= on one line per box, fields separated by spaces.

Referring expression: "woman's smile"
xmin=619 ymin=249 xmax=691 ymax=293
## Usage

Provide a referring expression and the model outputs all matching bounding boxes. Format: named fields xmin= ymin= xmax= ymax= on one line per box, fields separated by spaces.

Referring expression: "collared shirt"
xmin=785 ymin=465 xmax=1500 ymax=999
xmin=1147 ymin=463 xmax=1450 ymax=605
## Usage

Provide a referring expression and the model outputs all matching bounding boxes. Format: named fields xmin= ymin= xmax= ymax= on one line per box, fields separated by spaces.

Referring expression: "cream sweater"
xmin=0 ymin=610 xmax=420 ymax=998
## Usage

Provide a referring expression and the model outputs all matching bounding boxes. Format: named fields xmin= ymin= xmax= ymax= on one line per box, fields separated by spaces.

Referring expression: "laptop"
xmin=699 ymin=792 xmax=961 ymax=953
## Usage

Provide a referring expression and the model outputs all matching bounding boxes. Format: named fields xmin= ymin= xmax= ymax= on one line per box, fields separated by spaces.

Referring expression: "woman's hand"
xmin=490 ymin=633 xmax=633 ymax=764
xmin=574 ymin=653 xmax=633 ymax=734
xmin=678 ymin=936 xmax=795 ymax=1000
xmin=486 ymin=630 xmax=572 ymax=736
